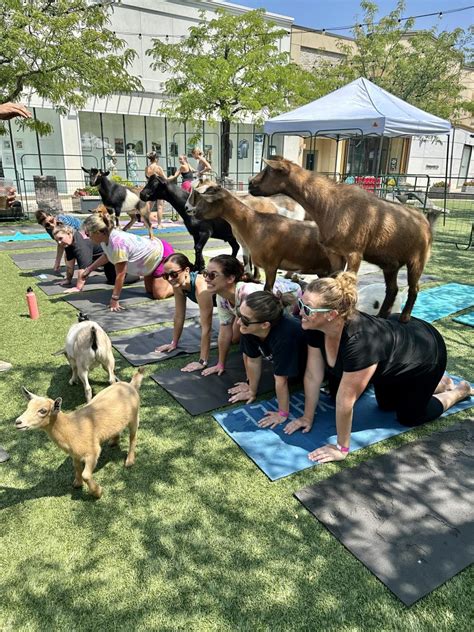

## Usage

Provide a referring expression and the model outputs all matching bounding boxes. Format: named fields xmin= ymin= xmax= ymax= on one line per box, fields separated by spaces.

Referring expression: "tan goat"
xmin=186 ymin=183 xmax=344 ymax=291
xmin=15 ymin=369 xmax=145 ymax=498
xmin=249 ymin=157 xmax=436 ymax=321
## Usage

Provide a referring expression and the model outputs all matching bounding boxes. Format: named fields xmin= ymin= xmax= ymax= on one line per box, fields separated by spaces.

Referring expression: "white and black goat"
xmin=82 ymin=167 xmax=154 ymax=239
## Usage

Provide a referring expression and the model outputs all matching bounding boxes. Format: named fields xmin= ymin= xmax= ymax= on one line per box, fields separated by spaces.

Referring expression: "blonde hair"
xmin=306 ymin=272 xmax=358 ymax=320
xmin=52 ymin=224 xmax=74 ymax=238
xmin=82 ymin=211 xmax=114 ymax=236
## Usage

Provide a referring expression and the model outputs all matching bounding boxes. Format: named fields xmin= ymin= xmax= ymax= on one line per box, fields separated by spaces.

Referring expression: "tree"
xmin=309 ymin=1 xmax=473 ymax=122
xmin=0 ymin=0 xmax=141 ymax=135
xmin=147 ymin=8 xmax=314 ymax=178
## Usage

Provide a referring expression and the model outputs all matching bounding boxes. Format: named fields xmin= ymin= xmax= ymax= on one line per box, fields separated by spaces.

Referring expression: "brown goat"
xmin=249 ymin=157 xmax=436 ymax=321
xmin=186 ymin=183 xmax=344 ymax=291
xmin=15 ymin=369 xmax=145 ymax=498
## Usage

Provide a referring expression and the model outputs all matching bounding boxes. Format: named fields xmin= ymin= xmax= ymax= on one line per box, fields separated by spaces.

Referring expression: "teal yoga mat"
xmin=453 ymin=311 xmax=474 ymax=327
xmin=213 ymin=376 xmax=474 ymax=481
xmin=411 ymin=283 xmax=474 ymax=322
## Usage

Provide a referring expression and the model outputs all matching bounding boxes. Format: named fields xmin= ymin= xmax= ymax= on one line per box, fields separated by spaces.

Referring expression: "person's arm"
xmin=258 ymin=374 xmax=290 ymax=429
xmin=308 ymin=364 xmax=377 ymax=463
xmin=80 ymin=253 xmax=109 ymax=281
xmin=53 ymin=243 xmax=65 ymax=271
xmin=167 ymin=168 xmax=181 ymax=182
xmin=181 ymin=289 xmax=214 ymax=372
xmin=156 ymin=290 xmax=186 ymax=353
xmin=109 ymin=261 xmax=128 ymax=312
xmin=201 ymin=322 xmax=233 ymax=376
xmin=284 ymin=346 xmax=325 ymax=435
xmin=57 ymin=257 xmax=75 ymax=286
xmin=199 ymin=156 xmax=212 ymax=173
xmin=228 ymin=354 xmax=261 ymax=403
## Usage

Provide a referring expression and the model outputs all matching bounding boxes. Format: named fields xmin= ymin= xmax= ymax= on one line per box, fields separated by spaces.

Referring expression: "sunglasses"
xmin=298 ymin=297 xmax=332 ymax=317
xmin=202 ymin=270 xmax=222 ymax=281
xmin=162 ymin=269 xmax=183 ymax=281
xmin=236 ymin=309 xmax=266 ymax=327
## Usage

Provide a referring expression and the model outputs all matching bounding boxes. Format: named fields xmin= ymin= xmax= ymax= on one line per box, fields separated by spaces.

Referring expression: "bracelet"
xmin=216 ymin=362 xmax=225 ymax=370
xmin=198 ymin=358 xmax=208 ymax=367
xmin=278 ymin=410 xmax=289 ymax=418
xmin=336 ymin=442 xmax=350 ymax=454
xmin=111 ymin=294 xmax=120 ymax=301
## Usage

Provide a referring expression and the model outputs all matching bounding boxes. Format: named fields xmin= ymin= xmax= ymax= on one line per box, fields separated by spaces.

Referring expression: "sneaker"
xmin=0 ymin=446 xmax=10 ymax=463
xmin=0 ymin=361 xmax=12 ymax=372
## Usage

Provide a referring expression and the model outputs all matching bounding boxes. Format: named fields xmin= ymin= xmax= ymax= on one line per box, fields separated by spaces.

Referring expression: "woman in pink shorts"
xmin=168 ymin=154 xmax=194 ymax=192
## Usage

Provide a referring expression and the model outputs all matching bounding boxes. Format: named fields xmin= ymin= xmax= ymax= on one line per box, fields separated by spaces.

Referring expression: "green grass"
xmin=0 ymin=241 xmax=473 ymax=631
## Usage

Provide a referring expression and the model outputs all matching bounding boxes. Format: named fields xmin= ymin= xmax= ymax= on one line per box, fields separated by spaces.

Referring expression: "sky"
xmin=231 ymin=1 xmax=473 ymax=35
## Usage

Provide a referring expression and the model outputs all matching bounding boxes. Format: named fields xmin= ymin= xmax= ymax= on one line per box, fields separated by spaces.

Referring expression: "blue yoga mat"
xmin=213 ymin=377 xmax=474 ymax=481
xmin=453 ymin=311 xmax=474 ymax=327
xmin=0 ymin=231 xmax=50 ymax=243
xmin=411 ymin=283 xmax=474 ymax=322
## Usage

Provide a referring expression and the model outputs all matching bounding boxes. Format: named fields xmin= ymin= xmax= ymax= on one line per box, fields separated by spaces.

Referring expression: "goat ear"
xmin=53 ymin=398 xmax=62 ymax=414
xmin=102 ymin=170 xmax=110 ymax=177
xmin=81 ymin=166 xmax=90 ymax=174
xmin=263 ymin=158 xmax=288 ymax=172
xmin=21 ymin=387 xmax=36 ymax=400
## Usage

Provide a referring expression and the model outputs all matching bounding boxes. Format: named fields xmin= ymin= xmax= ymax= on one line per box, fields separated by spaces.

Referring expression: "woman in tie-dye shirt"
xmin=81 ymin=212 xmax=173 ymax=311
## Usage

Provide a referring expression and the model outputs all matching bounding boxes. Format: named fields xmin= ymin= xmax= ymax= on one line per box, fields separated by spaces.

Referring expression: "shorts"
xmin=181 ymin=180 xmax=193 ymax=193
xmin=152 ymin=239 xmax=175 ymax=277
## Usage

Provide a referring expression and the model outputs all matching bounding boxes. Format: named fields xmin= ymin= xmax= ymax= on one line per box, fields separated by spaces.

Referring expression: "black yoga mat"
xmin=65 ymin=286 xmax=151 ymax=311
xmin=150 ymin=351 xmax=275 ymax=415
xmin=86 ymin=298 xmax=201 ymax=333
xmin=10 ymin=252 xmax=56 ymax=270
xmin=295 ymin=419 xmax=474 ymax=606
xmin=112 ymin=318 xmax=220 ymax=366
xmin=37 ymin=273 xmax=142 ymax=296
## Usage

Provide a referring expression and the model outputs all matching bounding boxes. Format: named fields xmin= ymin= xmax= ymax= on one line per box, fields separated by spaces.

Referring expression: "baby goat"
xmin=82 ymin=167 xmax=154 ymax=239
xmin=61 ymin=316 xmax=117 ymax=403
xmin=15 ymin=369 xmax=145 ymax=498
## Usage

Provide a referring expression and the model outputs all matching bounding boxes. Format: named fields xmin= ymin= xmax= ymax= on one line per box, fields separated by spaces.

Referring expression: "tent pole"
xmin=375 ymin=136 xmax=383 ymax=177
xmin=334 ymin=135 xmax=339 ymax=180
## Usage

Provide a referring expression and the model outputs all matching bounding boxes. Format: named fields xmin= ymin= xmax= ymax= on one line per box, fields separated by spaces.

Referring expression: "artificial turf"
xmin=0 ymin=239 xmax=473 ymax=631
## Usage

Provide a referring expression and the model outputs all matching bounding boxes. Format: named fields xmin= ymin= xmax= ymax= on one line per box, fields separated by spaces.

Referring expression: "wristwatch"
xmin=198 ymin=358 xmax=208 ymax=367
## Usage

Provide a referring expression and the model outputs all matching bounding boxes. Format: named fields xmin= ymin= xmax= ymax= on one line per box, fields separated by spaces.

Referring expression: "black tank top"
xmin=182 ymin=169 xmax=193 ymax=182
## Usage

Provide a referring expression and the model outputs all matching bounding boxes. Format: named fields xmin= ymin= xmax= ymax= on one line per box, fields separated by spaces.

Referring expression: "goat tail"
xmin=426 ymin=210 xmax=441 ymax=231
xmin=52 ymin=348 xmax=66 ymax=357
xmin=90 ymin=326 xmax=98 ymax=353
xmin=130 ymin=367 xmax=146 ymax=391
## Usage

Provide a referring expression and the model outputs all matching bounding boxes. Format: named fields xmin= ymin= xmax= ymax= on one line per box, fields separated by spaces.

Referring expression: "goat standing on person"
xmin=249 ymin=157 xmax=437 ymax=321
xmin=82 ymin=167 xmax=155 ymax=239
xmin=59 ymin=317 xmax=117 ymax=403
xmin=186 ymin=183 xmax=344 ymax=291
xmin=15 ymin=369 xmax=144 ymax=498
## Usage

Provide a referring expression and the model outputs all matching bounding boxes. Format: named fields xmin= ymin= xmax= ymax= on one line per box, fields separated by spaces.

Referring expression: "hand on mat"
xmin=228 ymin=387 xmax=255 ymax=404
xmin=109 ymin=299 xmax=125 ymax=312
xmin=63 ymin=287 xmax=81 ymax=294
xmin=156 ymin=342 xmax=177 ymax=354
xmin=201 ymin=364 xmax=224 ymax=377
xmin=284 ymin=416 xmax=313 ymax=435
xmin=53 ymin=262 xmax=61 ymax=272
xmin=56 ymin=279 xmax=72 ymax=287
xmin=181 ymin=361 xmax=204 ymax=372
xmin=308 ymin=444 xmax=347 ymax=463
xmin=228 ymin=382 xmax=250 ymax=395
xmin=258 ymin=410 xmax=287 ymax=429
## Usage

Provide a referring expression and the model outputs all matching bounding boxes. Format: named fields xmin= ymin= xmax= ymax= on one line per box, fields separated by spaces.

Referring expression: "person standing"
xmin=145 ymin=151 xmax=165 ymax=229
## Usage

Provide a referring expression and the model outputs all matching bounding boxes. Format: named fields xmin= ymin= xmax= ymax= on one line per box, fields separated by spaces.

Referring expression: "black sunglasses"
xmin=236 ymin=309 xmax=266 ymax=327
xmin=202 ymin=270 xmax=222 ymax=281
xmin=163 ymin=269 xmax=183 ymax=281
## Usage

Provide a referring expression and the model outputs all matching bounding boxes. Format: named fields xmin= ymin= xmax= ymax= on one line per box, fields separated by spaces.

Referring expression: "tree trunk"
xmin=220 ymin=119 xmax=231 ymax=179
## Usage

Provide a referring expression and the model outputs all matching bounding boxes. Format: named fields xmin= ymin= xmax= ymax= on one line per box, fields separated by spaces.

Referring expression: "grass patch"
xmin=0 ymin=241 xmax=473 ymax=631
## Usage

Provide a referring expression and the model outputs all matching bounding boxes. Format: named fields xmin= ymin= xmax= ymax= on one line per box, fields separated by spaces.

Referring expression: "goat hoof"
xmin=91 ymin=486 xmax=103 ymax=499
xmin=72 ymin=479 xmax=83 ymax=488
xmin=69 ymin=378 xmax=76 ymax=385
xmin=124 ymin=456 xmax=135 ymax=468
xmin=399 ymin=313 xmax=411 ymax=323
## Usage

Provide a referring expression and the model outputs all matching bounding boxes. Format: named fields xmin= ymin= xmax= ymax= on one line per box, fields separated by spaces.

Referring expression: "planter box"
xmin=429 ymin=187 xmax=449 ymax=194
xmin=461 ymin=186 xmax=474 ymax=194
xmin=79 ymin=196 xmax=101 ymax=214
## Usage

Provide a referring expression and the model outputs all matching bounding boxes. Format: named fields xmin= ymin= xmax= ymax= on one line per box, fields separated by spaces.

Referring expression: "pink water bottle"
xmin=26 ymin=287 xmax=39 ymax=320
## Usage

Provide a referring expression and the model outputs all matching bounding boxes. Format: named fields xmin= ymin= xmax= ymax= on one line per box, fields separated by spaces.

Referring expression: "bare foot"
xmin=434 ymin=374 xmax=455 ymax=394
xmin=456 ymin=380 xmax=473 ymax=399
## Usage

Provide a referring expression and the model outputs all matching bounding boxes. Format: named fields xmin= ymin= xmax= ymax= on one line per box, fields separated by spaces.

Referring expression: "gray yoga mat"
xmin=295 ymin=419 xmax=474 ymax=606
xmin=37 ymin=273 xmax=142 ymax=296
xmin=65 ymin=286 xmax=151 ymax=311
xmin=86 ymin=298 xmax=201 ymax=332
xmin=0 ymin=240 xmax=53 ymax=251
xmin=10 ymin=252 xmax=57 ymax=270
xmin=112 ymin=318 xmax=220 ymax=366
xmin=150 ymin=351 xmax=276 ymax=416
xmin=357 ymin=271 xmax=438 ymax=287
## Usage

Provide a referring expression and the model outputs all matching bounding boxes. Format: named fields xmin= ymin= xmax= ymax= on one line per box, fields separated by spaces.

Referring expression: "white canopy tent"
xmin=264 ymin=77 xmax=451 ymax=138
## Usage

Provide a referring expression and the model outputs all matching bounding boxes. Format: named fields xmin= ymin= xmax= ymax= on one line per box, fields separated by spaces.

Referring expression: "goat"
xmin=15 ymin=368 xmax=145 ymax=498
xmin=249 ymin=157 xmax=437 ymax=321
xmin=186 ymin=183 xmax=344 ymax=291
xmin=140 ymin=175 xmax=240 ymax=271
xmin=82 ymin=167 xmax=154 ymax=239
xmin=58 ymin=317 xmax=117 ymax=403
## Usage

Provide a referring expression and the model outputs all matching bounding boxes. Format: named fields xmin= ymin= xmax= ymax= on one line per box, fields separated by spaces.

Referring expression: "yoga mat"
xmin=112 ymin=318 xmax=220 ymax=366
xmin=37 ymin=274 xmax=143 ymax=296
xmin=0 ymin=240 xmax=52 ymax=251
xmin=411 ymin=283 xmax=474 ymax=322
xmin=212 ymin=377 xmax=474 ymax=481
xmin=453 ymin=311 xmax=474 ymax=327
xmin=10 ymin=252 xmax=56 ymax=270
xmin=65 ymin=287 xmax=152 ymax=311
xmin=0 ymin=230 xmax=50 ymax=242
xmin=151 ymin=352 xmax=276 ymax=416
xmin=295 ymin=419 xmax=474 ymax=606
xmin=357 ymin=271 xmax=438 ymax=288
xmin=87 ymin=298 xmax=201 ymax=332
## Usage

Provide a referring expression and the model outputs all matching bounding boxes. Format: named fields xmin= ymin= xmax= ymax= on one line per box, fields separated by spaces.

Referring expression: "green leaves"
xmin=0 ymin=0 xmax=141 ymax=134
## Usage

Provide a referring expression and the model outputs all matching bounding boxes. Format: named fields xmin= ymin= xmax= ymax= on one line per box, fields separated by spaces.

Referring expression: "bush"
xmin=431 ymin=181 xmax=448 ymax=188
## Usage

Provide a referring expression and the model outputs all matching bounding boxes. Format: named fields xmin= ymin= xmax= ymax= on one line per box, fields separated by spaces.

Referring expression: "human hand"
xmin=257 ymin=410 xmax=288 ymax=429
xmin=155 ymin=342 xmax=177 ymax=353
xmin=63 ymin=287 xmax=81 ymax=294
xmin=55 ymin=279 xmax=72 ymax=286
xmin=308 ymin=444 xmax=348 ymax=463
xmin=181 ymin=361 xmax=204 ymax=373
xmin=284 ymin=416 xmax=313 ymax=435
xmin=201 ymin=363 xmax=224 ymax=377
xmin=228 ymin=387 xmax=255 ymax=404
xmin=53 ymin=262 xmax=61 ymax=272
xmin=0 ymin=103 xmax=32 ymax=121
xmin=227 ymin=381 xmax=250 ymax=396
xmin=109 ymin=298 xmax=125 ymax=312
